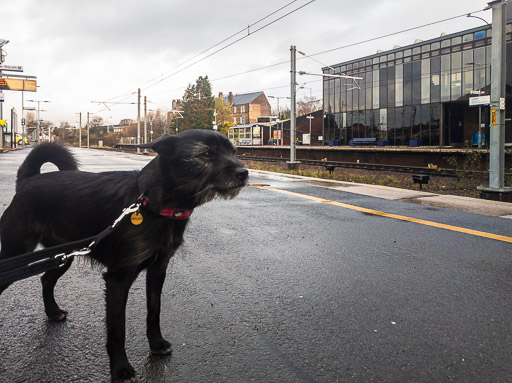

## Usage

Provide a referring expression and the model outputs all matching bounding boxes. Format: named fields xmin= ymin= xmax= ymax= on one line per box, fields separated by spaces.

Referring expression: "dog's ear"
xmin=138 ymin=134 xmax=177 ymax=156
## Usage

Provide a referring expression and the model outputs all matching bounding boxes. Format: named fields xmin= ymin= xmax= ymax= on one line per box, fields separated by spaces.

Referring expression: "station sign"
xmin=0 ymin=77 xmax=37 ymax=92
xmin=469 ymin=95 xmax=491 ymax=107
xmin=0 ymin=65 xmax=23 ymax=72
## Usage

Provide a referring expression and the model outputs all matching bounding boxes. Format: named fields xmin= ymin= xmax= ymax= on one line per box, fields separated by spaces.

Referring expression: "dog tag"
xmin=131 ymin=211 xmax=143 ymax=225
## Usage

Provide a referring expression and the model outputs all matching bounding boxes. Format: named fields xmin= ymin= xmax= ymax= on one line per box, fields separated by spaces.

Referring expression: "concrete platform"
xmin=249 ymin=169 xmax=512 ymax=218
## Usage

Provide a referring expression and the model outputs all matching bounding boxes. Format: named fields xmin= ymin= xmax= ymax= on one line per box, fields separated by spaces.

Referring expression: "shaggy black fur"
xmin=0 ymin=130 xmax=248 ymax=382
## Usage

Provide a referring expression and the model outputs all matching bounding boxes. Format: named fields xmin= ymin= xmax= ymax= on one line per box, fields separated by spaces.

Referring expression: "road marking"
xmin=254 ymin=186 xmax=512 ymax=244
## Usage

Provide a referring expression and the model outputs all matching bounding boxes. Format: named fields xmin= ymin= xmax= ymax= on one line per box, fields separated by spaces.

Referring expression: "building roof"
xmin=324 ymin=24 xmax=491 ymax=70
xmin=224 ymin=91 xmax=263 ymax=106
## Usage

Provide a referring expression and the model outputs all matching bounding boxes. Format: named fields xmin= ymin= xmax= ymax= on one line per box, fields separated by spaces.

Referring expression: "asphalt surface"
xmin=0 ymin=147 xmax=511 ymax=382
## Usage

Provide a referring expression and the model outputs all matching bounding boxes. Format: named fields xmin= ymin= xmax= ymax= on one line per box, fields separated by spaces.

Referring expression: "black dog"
xmin=0 ymin=130 xmax=248 ymax=382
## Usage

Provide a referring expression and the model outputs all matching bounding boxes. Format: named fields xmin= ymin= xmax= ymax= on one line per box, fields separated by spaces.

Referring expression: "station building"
xmin=322 ymin=4 xmax=512 ymax=147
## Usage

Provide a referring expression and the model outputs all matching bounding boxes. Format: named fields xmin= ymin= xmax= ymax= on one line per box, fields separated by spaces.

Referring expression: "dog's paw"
xmin=112 ymin=364 xmax=136 ymax=383
xmin=150 ymin=338 xmax=173 ymax=355
xmin=47 ymin=309 xmax=67 ymax=321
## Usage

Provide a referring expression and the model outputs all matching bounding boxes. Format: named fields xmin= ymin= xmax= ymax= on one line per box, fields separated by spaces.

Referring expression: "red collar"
xmin=138 ymin=195 xmax=194 ymax=220
xmin=159 ymin=207 xmax=194 ymax=220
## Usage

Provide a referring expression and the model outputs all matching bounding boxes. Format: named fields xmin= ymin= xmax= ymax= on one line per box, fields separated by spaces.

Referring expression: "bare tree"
xmin=296 ymin=96 xmax=322 ymax=117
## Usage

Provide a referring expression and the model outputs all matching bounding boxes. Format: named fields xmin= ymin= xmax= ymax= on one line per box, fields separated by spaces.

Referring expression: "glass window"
xmin=359 ymin=72 xmax=366 ymax=109
xmin=395 ymin=107 xmax=404 ymax=146
xmin=396 ymin=51 xmax=403 ymax=59
xmin=474 ymin=30 xmax=486 ymax=40
xmin=421 ymin=44 xmax=430 ymax=53
xmin=412 ymin=61 xmax=421 ymax=104
xmin=441 ymin=39 xmax=451 ymax=48
xmin=379 ymin=68 xmax=388 ymax=108
xmin=365 ymin=71 xmax=372 ymax=111
xmin=452 ymin=45 xmax=461 ymax=52
xmin=451 ymin=52 xmax=462 ymax=100
xmin=334 ymin=78 xmax=341 ymax=113
xmin=379 ymin=56 xmax=386 ymax=63
xmin=452 ymin=36 xmax=462 ymax=45
xmin=379 ymin=108 xmax=387 ymax=140
xmin=421 ymin=59 xmax=430 ymax=104
xmin=441 ymin=54 xmax=450 ymax=102
xmin=404 ymin=49 xmax=412 ymax=57
xmin=366 ymin=59 xmax=372 ymax=66
xmin=403 ymin=63 xmax=412 ymax=105
xmin=387 ymin=53 xmax=395 ymax=61
xmin=431 ymin=42 xmax=441 ymax=50
xmin=373 ymin=57 xmax=379 ymax=64
xmin=430 ymin=56 xmax=441 ymax=103
xmin=372 ymin=69 xmax=379 ymax=109
xmin=462 ymin=50 xmax=474 ymax=95
xmin=353 ymin=83 xmax=359 ymax=110
xmin=430 ymin=104 xmax=440 ymax=146
xmin=413 ymin=47 xmax=421 ymax=55
xmin=463 ymin=33 xmax=473 ymax=43
xmin=395 ymin=64 xmax=404 ymax=107
xmin=474 ymin=47 xmax=486 ymax=91
xmin=422 ymin=53 xmax=430 ymax=59
xmin=387 ymin=66 xmax=395 ymax=108
xmin=353 ymin=62 xmax=359 ymax=69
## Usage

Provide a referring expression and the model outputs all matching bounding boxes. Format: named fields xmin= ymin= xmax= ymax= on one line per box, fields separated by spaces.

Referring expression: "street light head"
xmin=0 ymin=39 xmax=9 ymax=46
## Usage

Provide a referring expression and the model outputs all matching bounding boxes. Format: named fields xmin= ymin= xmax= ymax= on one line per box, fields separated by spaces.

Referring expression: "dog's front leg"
xmin=146 ymin=253 xmax=173 ymax=355
xmin=103 ymin=270 xmax=139 ymax=383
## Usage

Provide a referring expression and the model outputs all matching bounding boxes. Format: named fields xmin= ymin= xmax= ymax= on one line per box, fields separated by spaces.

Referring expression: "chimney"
xmin=228 ymin=91 xmax=233 ymax=104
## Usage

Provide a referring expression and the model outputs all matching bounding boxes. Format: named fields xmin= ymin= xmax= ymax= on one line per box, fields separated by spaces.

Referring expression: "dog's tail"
xmin=16 ymin=143 xmax=78 ymax=191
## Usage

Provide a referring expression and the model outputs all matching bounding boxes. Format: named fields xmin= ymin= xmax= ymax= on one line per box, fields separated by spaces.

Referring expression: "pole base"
xmin=286 ymin=161 xmax=301 ymax=170
xmin=477 ymin=186 xmax=512 ymax=203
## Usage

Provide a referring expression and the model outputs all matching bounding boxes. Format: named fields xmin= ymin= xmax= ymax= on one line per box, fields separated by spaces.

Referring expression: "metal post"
xmin=78 ymin=112 xmax=82 ymax=148
xmin=144 ymin=96 xmax=147 ymax=144
xmin=478 ymin=106 xmax=482 ymax=149
xmin=288 ymin=45 xmax=298 ymax=168
xmin=36 ymin=101 xmax=40 ymax=144
xmin=478 ymin=0 xmax=512 ymax=200
xmin=137 ymin=88 xmax=141 ymax=154
xmin=87 ymin=112 xmax=90 ymax=148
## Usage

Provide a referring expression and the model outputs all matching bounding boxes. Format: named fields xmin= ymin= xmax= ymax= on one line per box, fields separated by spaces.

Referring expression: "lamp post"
xmin=478 ymin=0 xmax=512 ymax=200
xmin=268 ymin=95 xmax=290 ymax=145
xmin=26 ymin=99 xmax=50 ymax=144
xmin=306 ymin=114 xmax=314 ymax=145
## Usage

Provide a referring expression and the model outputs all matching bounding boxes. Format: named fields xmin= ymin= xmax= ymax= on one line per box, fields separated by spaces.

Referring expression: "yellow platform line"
xmin=255 ymin=186 xmax=512 ymax=244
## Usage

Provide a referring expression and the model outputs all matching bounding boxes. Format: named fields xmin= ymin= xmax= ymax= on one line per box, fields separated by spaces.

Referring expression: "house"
xmin=220 ymin=91 xmax=271 ymax=125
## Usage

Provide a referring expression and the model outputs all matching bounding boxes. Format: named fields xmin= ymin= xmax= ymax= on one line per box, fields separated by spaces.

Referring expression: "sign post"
xmin=469 ymin=95 xmax=491 ymax=148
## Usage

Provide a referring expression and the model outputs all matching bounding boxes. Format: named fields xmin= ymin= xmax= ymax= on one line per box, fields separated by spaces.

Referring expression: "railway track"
xmin=239 ymin=155 xmax=468 ymax=178
xmin=112 ymin=145 xmax=503 ymax=179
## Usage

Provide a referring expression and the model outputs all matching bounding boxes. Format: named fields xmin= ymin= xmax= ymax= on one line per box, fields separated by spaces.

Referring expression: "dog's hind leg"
xmin=146 ymin=254 xmax=173 ymax=355
xmin=103 ymin=269 xmax=139 ymax=382
xmin=41 ymin=257 xmax=74 ymax=321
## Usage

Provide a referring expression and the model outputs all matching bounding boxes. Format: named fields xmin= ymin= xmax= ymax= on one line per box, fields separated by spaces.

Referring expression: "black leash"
xmin=0 ymin=198 xmax=143 ymax=286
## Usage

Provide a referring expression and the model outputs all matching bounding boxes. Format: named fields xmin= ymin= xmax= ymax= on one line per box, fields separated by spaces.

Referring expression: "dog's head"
xmin=139 ymin=130 xmax=248 ymax=207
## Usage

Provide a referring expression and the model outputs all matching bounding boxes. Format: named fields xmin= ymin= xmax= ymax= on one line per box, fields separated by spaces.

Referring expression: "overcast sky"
xmin=1 ymin=0 xmax=492 ymax=128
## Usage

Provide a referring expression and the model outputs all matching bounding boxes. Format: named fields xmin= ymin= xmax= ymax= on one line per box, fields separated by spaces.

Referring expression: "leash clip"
xmin=112 ymin=202 xmax=141 ymax=228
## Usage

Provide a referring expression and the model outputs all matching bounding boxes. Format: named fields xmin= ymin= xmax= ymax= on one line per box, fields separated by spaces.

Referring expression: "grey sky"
xmin=1 ymin=0 xmax=491 ymax=127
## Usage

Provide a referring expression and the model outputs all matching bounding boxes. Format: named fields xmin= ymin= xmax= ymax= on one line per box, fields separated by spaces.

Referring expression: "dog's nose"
xmin=236 ymin=168 xmax=249 ymax=182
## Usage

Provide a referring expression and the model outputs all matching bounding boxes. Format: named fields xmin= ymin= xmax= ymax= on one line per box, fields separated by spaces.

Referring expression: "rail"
xmin=238 ymin=155 xmax=481 ymax=178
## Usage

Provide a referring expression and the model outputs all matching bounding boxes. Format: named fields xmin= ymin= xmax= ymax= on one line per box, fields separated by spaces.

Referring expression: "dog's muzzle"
xmin=236 ymin=168 xmax=249 ymax=184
